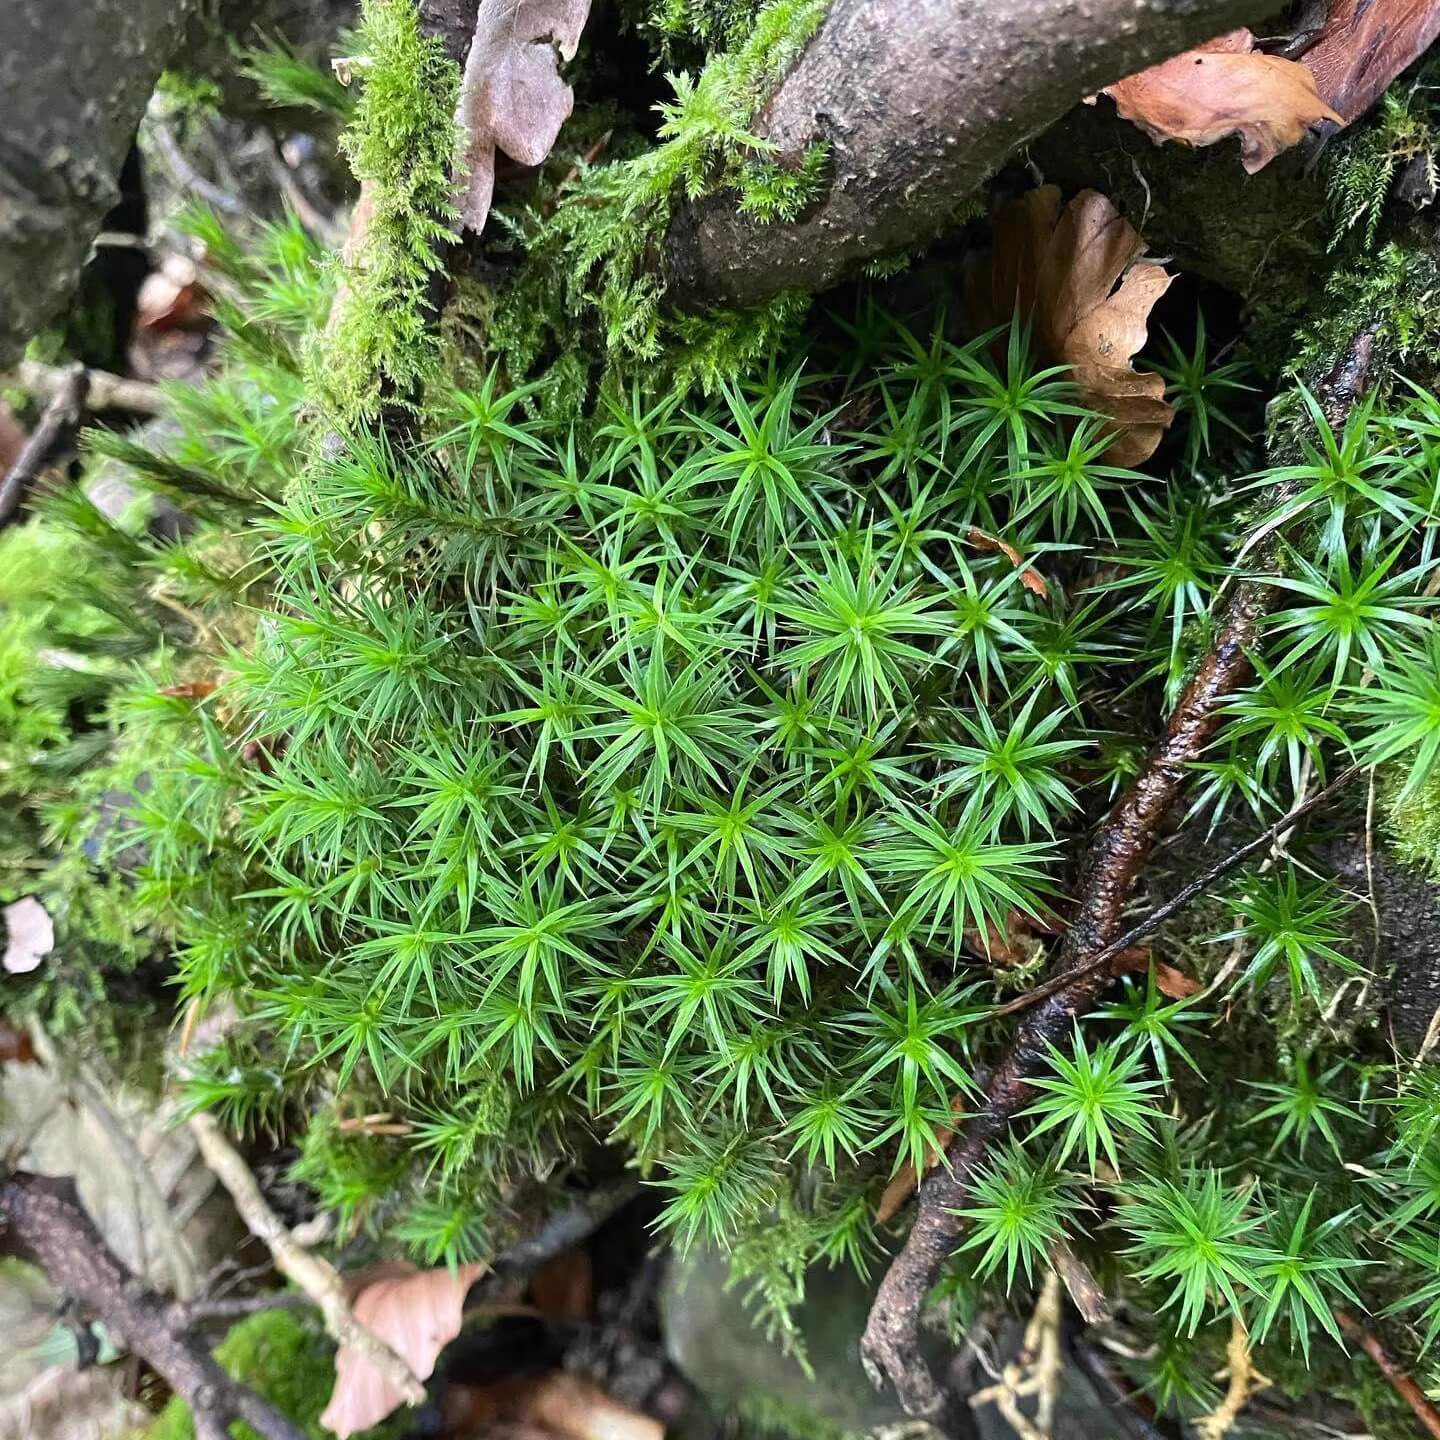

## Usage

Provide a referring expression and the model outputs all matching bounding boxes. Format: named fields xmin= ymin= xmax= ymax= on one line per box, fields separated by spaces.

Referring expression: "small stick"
xmin=0 ymin=364 xmax=88 ymax=528
xmin=189 ymin=1113 xmax=426 ymax=1408
xmin=0 ymin=1172 xmax=306 ymax=1440
xmin=1067 ymin=1336 xmax=1167 ymax=1440
xmin=11 ymin=360 xmax=165 ymax=415
xmin=1335 ymin=1309 xmax=1440 ymax=1440
xmin=990 ymin=764 xmax=1364 ymax=1021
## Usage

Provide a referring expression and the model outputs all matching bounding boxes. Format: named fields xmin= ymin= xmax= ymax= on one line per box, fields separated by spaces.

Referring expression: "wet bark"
xmin=663 ymin=0 xmax=1282 ymax=310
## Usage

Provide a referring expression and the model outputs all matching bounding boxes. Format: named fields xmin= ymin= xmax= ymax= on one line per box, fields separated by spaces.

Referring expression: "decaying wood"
xmin=664 ymin=0 xmax=1277 ymax=310
xmin=859 ymin=330 xmax=1377 ymax=1427
xmin=189 ymin=1112 xmax=427 ymax=1409
xmin=0 ymin=1171 xmax=307 ymax=1440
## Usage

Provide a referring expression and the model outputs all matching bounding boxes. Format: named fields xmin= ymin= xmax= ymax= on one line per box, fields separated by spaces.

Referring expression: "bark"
xmin=0 ymin=0 xmax=196 ymax=369
xmin=0 ymin=1171 xmax=307 ymax=1440
xmin=664 ymin=0 xmax=1282 ymax=310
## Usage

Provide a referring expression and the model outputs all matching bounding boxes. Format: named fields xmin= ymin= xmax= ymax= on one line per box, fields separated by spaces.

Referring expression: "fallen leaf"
xmin=456 ymin=0 xmax=593 ymax=235
xmin=0 ymin=1018 xmax=36 ymax=1064
xmin=442 ymin=1374 xmax=663 ymax=1440
xmin=522 ymin=1372 xmax=664 ymax=1440
xmin=530 ymin=1247 xmax=593 ymax=1321
xmin=960 ymin=909 xmax=1056 ymax=967
xmin=159 ymin=680 xmax=217 ymax=701
xmin=1111 ymin=949 xmax=1200 ymax=999
xmin=966 ymin=528 xmax=1051 ymax=601
xmin=968 ymin=187 xmax=1176 ymax=467
xmin=1300 ymin=0 xmax=1440 ymax=124
xmin=3 ymin=898 xmax=54 ymax=975
xmin=320 ymin=1261 xmax=484 ymax=1438
xmin=1100 ymin=29 xmax=1341 ymax=173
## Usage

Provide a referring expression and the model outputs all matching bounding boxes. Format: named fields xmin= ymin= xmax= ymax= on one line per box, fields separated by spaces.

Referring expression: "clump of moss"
xmin=316 ymin=0 xmax=461 ymax=421
xmin=1387 ymin=768 xmax=1440 ymax=877
xmin=485 ymin=0 xmax=826 ymax=396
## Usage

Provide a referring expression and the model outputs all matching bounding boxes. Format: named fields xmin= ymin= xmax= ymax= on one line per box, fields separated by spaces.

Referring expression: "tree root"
xmin=859 ymin=330 xmax=1377 ymax=1428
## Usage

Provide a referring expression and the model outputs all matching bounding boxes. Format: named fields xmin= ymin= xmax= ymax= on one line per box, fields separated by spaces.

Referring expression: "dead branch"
xmin=989 ymin=762 xmax=1364 ymax=1022
xmin=189 ymin=1112 xmax=427 ymax=1408
xmin=664 ymin=0 xmax=1277 ymax=310
xmin=1335 ymin=1309 xmax=1440 ymax=1440
xmin=858 ymin=330 xmax=1377 ymax=1428
xmin=0 ymin=1171 xmax=307 ymax=1440
xmin=11 ymin=360 xmax=166 ymax=415
xmin=968 ymin=1272 xmax=1063 ymax=1440
xmin=0 ymin=364 xmax=87 ymax=528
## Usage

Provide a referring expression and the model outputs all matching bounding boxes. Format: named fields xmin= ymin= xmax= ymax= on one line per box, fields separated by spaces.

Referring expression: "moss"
xmin=145 ymin=1309 xmax=406 ymax=1440
xmin=733 ymin=1393 xmax=865 ymax=1440
xmin=1387 ymin=767 xmax=1440 ymax=878
xmin=314 ymin=0 xmax=460 ymax=422
xmin=482 ymin=0 xmax=826 ymax=393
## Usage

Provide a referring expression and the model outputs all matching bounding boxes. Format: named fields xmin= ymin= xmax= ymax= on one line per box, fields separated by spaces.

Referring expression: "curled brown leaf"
xmin=967 ymin=528 xmax=1050 ymax=600
xmin=456 ymin=0 xmax=593 ymax=236
xmin=968 ymin=187 xmax=1175 ymax=466
xmin=1100 ymin=29 xmax=1341 ymax=174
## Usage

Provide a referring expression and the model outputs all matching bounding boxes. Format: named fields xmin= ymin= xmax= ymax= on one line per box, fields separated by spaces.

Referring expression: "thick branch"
xmin=0 ymin=1171 xmax=307 ymax=1440
xmin=664 ymin=0 xmax=1277 ymax=309
xmin=859 ymin=332 xmax=1376 ymax=1427
xmin=189 ymin=1112 xmax=427 ymax=1408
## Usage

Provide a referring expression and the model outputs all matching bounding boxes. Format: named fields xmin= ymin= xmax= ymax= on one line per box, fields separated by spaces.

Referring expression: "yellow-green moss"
xmin=314 ymin=0 xmax=460 ymax=422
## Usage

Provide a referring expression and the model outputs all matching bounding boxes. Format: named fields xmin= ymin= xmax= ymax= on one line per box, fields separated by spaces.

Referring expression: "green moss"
xmin=485 ymin=0 xmax=826 ymax=390
xmin=733 ymin=1393 xmax=865 ymax=1440
xmin=315 ymin=0 xmax=461 ymax=421
xmin=146 ymin=1309 xmax=405 ymax=1440
xmin=1387 ymin=767 xmax=1440 ymax=877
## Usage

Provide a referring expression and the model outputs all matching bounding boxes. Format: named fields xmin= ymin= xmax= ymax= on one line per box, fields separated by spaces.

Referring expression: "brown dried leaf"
xmin=442 ymin=1374 xmax=663 ymax=1440
xmin=966 ymin=528 xmax=1050 ymax=600
xmin=530 ymin=1248 xmax=593 ymax=1321
xmin=968 ymin=187 xmax=1175 ymax=466
xmin=3 ymin=898 xmax=54 ymax=976
xmin=1100 ymin=29 xmax=1341 ymax=173
xmin=456 ymin=0 xmax=592 ymax=235
xmin=1301 ymin=0 xmax=1440 ymax=124
xmin=320 ymin=1261 xmax=484 ymax=1437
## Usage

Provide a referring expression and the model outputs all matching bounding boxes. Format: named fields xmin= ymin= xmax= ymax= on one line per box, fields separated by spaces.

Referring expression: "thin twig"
xmin=151 ymin=125 xmax=246 ymax=215
xmin=1334 ymin=1309 xmax=1440 ymax=1440
xmin=0 ymin=365 xmax=88 ymax=528
xmin=1067 ymin=1334 xmax=1167 ymax=1440
xmin=989 ymin=764 xmax=1363 ymax=1022
xmin=178 ymin=1292 xmax=317 ymax=1325
xmin=189 ymin=1113 xmax=426 ymax=1408
xmin=1196 ymin=1315 xmax=1270 ymax=1440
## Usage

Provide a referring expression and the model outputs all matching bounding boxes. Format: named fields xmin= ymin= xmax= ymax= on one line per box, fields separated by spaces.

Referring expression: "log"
xmin=664 ymin=0 xmax=1281 ymax=310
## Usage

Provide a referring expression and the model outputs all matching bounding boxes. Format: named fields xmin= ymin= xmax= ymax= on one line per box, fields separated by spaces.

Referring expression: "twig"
xmin=10 ymin=360 xmax=165 ymax=415
xmin=0 ymin=1172 xmax=307 ymax=1440
xmin=473 ymin=1181 xmax=640 ymax=1300
xmin=1196 ymin=1315 xmax=1269 ymax=1440
xmin=1334 ymin=1309 xmax=1440 ymax=1440
xmin=1067 ymin=1335 xmax=1167 ymax=1440
xmin=189 ymin=1113 xmax=426 ymax=1408
xmin=1046 ymin=1239 xmax=1110 ymax=1326
xmin=968 ymin=1272 xmax=1063 ymax=1440
xmin=179 ymin=1291 xmax=317 ymax=1325
xmin=989 ymin=764 xmax=1363 ymax=1022
xmin=859 ymin=330 xmax=1378 ymax=1429
xmin=151 ymin=125 xmax=246 ymax=216
xmin=0 ymin=365 xmax=88 ymax=528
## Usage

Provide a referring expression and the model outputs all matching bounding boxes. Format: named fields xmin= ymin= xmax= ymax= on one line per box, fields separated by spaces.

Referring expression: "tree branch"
xmin=663 ymin=0 xmax=1278 ymax=310
xmin=188 ymin=1112 xmax=427 ymax=1409
xmin=1335 ymin=1309 xmax=1440 ymax=1440
xmin=858 ymin=330 xmax=1377 ymax=1428
xmin=0 ymin=1171 xmax=307 ymax=1440
xmin=0 ymin=364 xmax=87 ymax=528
